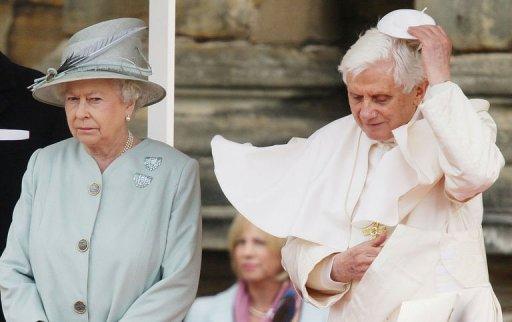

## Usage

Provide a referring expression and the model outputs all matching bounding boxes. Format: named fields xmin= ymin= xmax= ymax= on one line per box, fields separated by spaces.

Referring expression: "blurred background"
xmin=1 ymin=0 xmax=511 ymax=315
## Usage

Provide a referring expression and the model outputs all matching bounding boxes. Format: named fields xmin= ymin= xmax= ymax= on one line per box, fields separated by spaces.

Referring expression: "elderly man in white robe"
xmin=211 ymin=11 xmax=505 ymax=322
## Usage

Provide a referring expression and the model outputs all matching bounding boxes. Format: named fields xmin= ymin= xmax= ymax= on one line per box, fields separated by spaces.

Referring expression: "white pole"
xmin=148 ymin=0 xmax=175 ymax=146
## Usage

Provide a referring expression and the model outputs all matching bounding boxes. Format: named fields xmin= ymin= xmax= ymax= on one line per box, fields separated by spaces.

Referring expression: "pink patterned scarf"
xmin=234 ymin=280 xmax=300 ymax=322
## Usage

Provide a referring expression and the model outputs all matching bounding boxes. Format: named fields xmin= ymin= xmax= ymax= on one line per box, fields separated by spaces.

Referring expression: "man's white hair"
xmin=339 ymin=28 xmax=424 ymax=93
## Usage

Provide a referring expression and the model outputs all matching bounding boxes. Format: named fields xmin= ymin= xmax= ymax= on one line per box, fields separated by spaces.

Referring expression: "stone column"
xmin=417 ymin=0 xmax=512 ymax=51
xmin=6 ymin=0 xmax=66 ymax=67
xmin=0 ymin=0 xmax=14 ymax=53
xmin=63 ymin=0 xmax=148 ymax=34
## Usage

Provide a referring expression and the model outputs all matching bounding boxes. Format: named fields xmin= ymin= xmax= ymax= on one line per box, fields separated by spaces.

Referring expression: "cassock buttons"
xmin=74 ymin=301 xmax=86 ymax=314
xmin=77 ymin=239 xmax=88 ymax=252
xmin=88 ymin=183 xmax=101 ymax=196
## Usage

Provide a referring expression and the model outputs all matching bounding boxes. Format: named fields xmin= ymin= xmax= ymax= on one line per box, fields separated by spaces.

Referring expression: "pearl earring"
xmin=126 ymin=115 xmax=131 ymax=122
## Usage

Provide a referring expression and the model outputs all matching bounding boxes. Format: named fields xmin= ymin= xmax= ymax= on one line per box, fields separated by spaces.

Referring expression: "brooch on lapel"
xmin=133 ymin=173 xmax=153 ymax=188
xmin=144 ymin=157 xmax=162 ymax=171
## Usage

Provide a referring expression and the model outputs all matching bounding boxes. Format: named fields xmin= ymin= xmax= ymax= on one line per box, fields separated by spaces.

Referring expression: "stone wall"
xmin=2 ymin=0 xmax=511 ymax=255
xmin=416 ymin=0 xmax=512 ymax=52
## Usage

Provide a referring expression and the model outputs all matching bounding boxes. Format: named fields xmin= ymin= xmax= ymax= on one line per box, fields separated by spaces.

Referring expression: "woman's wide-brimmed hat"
xmin=30 ymin=17 xmax=166 ymax=109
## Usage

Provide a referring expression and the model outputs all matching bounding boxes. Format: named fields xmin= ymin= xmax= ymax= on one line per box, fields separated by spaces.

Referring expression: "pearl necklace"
xmin=121 ymin=131 xmax=134 ymax=154
xmin=249 ymin=305 xmax=273 ymax=319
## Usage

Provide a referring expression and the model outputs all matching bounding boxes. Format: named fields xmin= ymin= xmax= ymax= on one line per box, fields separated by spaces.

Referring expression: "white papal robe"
xmin=211 ymin=81 xmax=505 ymax=321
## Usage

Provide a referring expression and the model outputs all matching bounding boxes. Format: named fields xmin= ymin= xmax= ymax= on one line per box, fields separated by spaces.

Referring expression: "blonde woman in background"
xmin=186 ymin=215 xmax=328 ymax=322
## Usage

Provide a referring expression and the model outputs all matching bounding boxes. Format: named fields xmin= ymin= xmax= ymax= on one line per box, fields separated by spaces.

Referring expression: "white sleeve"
xmin=420 ymin=81 xmax=505 ymax=202
xmin=282 ymin=238 xmax=349 ymax=308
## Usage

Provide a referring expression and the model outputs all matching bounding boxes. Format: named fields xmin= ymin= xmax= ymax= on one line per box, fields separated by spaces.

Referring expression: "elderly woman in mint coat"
xmin=0 ymin=18 xmax=201 ymax=322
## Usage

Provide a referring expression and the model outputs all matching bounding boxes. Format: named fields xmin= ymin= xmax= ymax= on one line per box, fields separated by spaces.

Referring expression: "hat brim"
xmin=32 ymin=71 xmax=166 ymax=109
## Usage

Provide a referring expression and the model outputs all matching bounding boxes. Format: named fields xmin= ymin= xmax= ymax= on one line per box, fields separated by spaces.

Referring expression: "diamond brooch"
xmin=144 ymin=157 xmax=162 ymax=171
xmin=133 ymin=173 xmax=153 ymax=188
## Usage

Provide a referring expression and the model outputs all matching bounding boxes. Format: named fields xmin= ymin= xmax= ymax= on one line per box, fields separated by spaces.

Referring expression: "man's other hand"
xmin=330 ymin=234 xmax=387 ymax=283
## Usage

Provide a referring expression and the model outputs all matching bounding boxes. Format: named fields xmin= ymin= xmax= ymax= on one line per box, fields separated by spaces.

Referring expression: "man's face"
xmin=347 ymin=60 xmax=426 ymax=141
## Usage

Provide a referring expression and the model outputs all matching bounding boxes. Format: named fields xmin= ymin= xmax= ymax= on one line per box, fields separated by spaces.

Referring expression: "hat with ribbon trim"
xmin=29 ymin=17 xmax=166 ymax=109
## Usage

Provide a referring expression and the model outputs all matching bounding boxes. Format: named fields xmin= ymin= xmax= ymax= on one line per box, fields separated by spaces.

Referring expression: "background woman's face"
xmin=233 ymin=225 xmax=283 ymax=283
xmin=64 ymin=79 xmax=134 ymax=149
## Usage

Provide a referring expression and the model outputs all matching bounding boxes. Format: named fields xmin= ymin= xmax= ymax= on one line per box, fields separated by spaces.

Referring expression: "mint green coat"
xmin=0 ymin=138 xmax=202 ymax=322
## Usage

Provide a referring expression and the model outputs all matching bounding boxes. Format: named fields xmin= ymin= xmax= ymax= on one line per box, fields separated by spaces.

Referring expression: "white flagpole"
xmin=148 ymin=0 xmax=175 ymax=145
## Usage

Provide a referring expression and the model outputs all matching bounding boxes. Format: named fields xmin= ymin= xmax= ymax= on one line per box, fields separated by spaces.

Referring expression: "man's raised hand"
xmin=408 ymin=25 xmax=452 ymax=85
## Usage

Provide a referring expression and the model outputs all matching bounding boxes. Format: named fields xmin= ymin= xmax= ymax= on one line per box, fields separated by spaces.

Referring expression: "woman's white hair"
xmin=339 ymin=28 xmax=424 ymax=93
xmin=117 ymin=79 xmax=143 ymax=108
xmin=59 ymin=79 xmax=144 ymax=108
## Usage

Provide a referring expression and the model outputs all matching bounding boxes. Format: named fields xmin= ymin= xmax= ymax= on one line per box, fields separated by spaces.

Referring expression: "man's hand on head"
xmin=408 ymin=25 xmax=452 ymax=86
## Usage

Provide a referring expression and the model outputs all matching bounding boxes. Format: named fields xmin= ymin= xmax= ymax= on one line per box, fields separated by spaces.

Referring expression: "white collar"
xmin=373 ymin=106 xmax=423 ymax=148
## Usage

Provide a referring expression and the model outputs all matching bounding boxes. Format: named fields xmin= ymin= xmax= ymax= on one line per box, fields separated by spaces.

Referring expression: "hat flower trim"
xmin=45 ymin=68 xmax=58 ymax=81
xmin=28 ymin=25 xmax=149 ymax=91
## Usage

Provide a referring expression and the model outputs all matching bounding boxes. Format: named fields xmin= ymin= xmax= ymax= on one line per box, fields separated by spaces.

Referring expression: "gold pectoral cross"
xmin=362 ymin=222 xmax=387 ymax=239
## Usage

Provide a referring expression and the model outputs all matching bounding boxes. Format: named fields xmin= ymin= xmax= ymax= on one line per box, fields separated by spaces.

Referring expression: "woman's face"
xmin=64 ymin=79 xmax=134 ymax=150
xmin=233 ymin=225 xmax=283 ymax=283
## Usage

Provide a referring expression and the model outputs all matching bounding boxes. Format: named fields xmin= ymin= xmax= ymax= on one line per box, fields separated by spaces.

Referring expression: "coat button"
xmin=74 ymin=301 xmax=86 ymax=314
xmin=88 ymin=183 xmax=101 ymax=196
xmin=77 ymin=239 xmax=88 ymax=252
